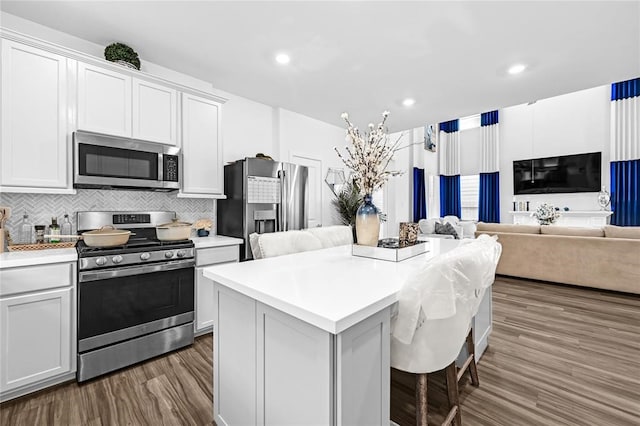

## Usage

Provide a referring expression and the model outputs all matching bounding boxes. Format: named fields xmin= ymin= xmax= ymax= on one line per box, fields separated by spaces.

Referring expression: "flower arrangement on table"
xmin=531 ymin=203 xmax=561 ymax=225
xmin=334 ymin=111 xmax=403 ymax=246
xmin=334 ymin=111 xmax=403 ymax=196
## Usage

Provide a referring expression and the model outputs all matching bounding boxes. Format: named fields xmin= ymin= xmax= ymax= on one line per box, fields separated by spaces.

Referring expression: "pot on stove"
xmin=82 ymin=225 xmax=132 ymax=247
xmin=156 ymin=219 xmax=192 ymax=241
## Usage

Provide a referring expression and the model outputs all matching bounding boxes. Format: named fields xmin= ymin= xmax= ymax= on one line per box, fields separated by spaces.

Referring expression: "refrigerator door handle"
xmin=277 ymin=169 xmax=284 ymax=232
xmin=281 ymin=169 xmax=287 ymax=231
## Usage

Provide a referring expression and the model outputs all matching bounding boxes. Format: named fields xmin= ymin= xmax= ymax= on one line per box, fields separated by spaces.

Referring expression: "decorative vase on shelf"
xmin=597 ymin=186 xmax=611 ymax=211
xmin=355 ymin=194 xmax=380 ymax=247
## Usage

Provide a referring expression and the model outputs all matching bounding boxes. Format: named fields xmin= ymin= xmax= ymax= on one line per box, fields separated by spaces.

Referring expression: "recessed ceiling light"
xmin=275 ymin=53 xmax=290 ymax=65
xmin=508 ymin=64 xmax=527 ymax=75
xmin=402 ymin=98 xmax=416 ymax=107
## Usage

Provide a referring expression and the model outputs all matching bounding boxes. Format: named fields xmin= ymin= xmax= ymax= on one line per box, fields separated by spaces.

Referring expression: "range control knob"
xmin=164 ymin=251 xmax=174 ymax=259
xmin=112 ymin=255 xmax=123 ymax=264
xmin=176 ymin=250 xmax=185 ymax=258
xmin=140 ymin=252 xmax=151 ymax=261
xmin=95 ymin=257 xmax=107 ymax=266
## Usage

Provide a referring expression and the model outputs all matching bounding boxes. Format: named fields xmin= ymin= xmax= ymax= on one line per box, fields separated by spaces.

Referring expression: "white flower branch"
xmin=334 ymin=111 xmax=404 ymax=195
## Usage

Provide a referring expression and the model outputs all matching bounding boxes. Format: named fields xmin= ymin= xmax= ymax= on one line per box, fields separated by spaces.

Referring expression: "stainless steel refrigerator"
xmin=217 ymin=158 xmax=309 ymax=261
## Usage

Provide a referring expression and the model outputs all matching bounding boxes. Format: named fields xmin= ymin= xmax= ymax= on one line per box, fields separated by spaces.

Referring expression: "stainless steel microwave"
xmin=73 ymin=131 xmax=180 ymax=191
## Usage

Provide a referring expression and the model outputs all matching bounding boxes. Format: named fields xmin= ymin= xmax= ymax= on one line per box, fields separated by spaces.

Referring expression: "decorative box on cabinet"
xmin=195 ymin=245 xmax=239 ymax=334
xmin=0 ymin=262 xmax=77 ymax=402
xmin=0 ymin=39 xmax=74 ymax=194
xmin=180 ymin=93 xmax=226 ymax=198
xmin=77 ymin=63 xmax=178 ymax=145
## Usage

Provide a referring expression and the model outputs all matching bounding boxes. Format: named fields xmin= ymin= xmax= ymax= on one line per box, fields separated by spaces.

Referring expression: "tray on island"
xmin=352 ymin=239 xmax=428 ymax=262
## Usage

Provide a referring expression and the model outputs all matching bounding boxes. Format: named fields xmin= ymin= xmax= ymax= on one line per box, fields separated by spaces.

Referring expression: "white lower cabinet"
xmin=195 ymin=245 xmax=239 ymax=334
xmin=0 ymin=262 xmax=76 ymax=402
xmin=213 ymin=283 xmax=391 ymax=426
xmin=473 ymin=286 xmax=492 ymax=361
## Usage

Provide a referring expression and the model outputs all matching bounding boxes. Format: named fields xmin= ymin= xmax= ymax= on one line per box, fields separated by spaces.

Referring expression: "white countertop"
xmin=203 ymin=238 xmax=461 ymax=334
xmin=191 ymin=234 xmax=243 ymax=249
xmin=0 ymin=235 xmax=241 ymax=269
xmin=0 ymin=248 xmax=78 ymax=269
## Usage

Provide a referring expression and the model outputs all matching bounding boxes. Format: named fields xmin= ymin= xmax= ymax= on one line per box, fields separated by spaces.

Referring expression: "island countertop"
xmin=203 ymin=239 xmax=460 ymax=334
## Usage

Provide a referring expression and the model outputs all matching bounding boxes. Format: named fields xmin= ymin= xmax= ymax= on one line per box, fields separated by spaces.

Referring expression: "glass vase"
xmin=355 ymin=194 xmax=380 ymax=247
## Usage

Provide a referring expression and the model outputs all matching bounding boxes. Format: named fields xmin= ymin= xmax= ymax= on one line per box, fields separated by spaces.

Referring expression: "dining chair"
xmin=250 ymin=229 xmax=323 ymax=259
xmin=306 ymin=225 xmax=353 ymax=247
xmin=390 ymin=236 xmax=502 ymax=425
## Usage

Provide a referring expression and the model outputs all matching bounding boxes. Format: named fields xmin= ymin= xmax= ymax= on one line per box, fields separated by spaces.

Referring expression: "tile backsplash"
xmin=0 ymin=189 xmax=215 ymax=242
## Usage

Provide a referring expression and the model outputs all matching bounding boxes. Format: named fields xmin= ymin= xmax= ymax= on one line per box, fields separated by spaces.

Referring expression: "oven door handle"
xmin=79 ymin=259 xmax=195 ymax=283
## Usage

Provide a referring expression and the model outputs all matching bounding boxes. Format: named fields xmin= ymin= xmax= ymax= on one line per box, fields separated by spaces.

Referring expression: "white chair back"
xmin=306 ymin=225 xmax=353 ymax=248
xmin=391 ymin=235 xmax=501 ymax=374
xmin=252 ymin=230 xmax=323 ymax=259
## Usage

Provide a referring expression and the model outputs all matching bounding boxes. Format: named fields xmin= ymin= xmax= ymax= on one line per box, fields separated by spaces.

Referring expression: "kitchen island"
xmin=203 ymin=238 xmax=492 ymax=426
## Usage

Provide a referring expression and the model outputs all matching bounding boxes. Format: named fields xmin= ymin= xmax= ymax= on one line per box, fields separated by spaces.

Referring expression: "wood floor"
xmin=2 ymin=276 xmax=639 ymax=425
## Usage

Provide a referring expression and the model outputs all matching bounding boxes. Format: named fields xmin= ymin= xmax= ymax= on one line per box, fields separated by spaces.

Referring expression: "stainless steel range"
xmin=76 ymin=211 xmax=195 ymax=382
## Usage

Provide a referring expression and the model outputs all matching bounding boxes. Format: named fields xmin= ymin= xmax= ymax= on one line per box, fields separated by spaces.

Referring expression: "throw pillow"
xmin=434 ymin=222 xmax=459 ymax=239
xmin=418 ymin=218 xmax=440 ymax=234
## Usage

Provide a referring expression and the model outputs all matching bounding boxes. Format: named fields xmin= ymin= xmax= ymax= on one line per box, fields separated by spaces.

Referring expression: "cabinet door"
xmin=132 ymin=78 xmax=178 ymax=145
xmin=195 ymin=268 xmax=215 ymax=331
xmin=1 ymin=40 xmax=68 ymax=189
xmin=213 ymin=284 xmax=256 ymax=426
xmin=0 ymin=287 xmax=73 ymax=392
xmin=473 ymin=286 xmax=492 ymax=361
xmin=77 ymin=62 xmax=131 ymax=137
xmin=181 ymin=93 xmax=223 ymax=195
xmin=195 ymin=246 xmax=239 ymax=332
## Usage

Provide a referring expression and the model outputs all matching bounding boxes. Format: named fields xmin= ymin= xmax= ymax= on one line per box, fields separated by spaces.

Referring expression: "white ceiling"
xmin=2 ymin=1 xmax=639 ymax=132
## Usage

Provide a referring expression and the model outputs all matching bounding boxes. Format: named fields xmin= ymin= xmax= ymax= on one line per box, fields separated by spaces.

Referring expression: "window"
xmin=458 ymin=114 xmax=481 ymax=131
xmin=460 ymin=175 xmax=479 ymax=221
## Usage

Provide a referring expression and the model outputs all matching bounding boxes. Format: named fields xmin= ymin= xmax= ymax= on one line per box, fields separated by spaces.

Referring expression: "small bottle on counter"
xmin=20 ymin=211 xmax=33 ymax=244
xmin=49 ymin=217 xmax=60 ymax=243
xmin=60 ymin=213 xmax=72 ymax=242
xmin=35 ymin=225 xmax=46 ymax=244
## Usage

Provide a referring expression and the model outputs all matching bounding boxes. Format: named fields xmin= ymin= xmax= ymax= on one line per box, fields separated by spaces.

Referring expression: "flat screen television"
xmin=513 ymin=152 xmax=601 ymax=195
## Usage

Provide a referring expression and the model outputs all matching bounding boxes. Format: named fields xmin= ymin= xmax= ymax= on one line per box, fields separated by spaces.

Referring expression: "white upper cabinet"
xmin=77 ymin=63 xmax=179 ymax=145
xmin=0 ymin=40 xmax=71 ymax=192
xmin=181 ymin=93 xmax=224 ymax=197
xmin=132 ymin=78 xmax=177 ymax=145
xmin=77 ymin=62 xmax=132 ymax=137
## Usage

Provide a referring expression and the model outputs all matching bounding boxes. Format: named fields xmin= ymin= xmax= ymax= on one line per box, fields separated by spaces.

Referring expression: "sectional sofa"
xmin=475 ymin=223 xmax=640 ymax=294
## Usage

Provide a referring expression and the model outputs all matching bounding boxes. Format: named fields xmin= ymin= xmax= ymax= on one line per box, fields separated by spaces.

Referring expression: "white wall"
xmin=390 ymin=84 xmax=611 ymax=225
xmin=278 ymin=109 xmax=344 ymax=227
xmin=384 ymin=130 xmax=412 ymax=237
xmin=500 ymin=85 xmax=610 ymax=221
xmin=1 ymin=11 xmax=346 ymax=227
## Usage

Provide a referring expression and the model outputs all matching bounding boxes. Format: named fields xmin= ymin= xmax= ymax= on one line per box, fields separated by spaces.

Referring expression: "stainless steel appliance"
xmin=73 ymin=131 xmax=180 ymax=191
xmin=217 ymin=158 xmax=308 ymax=261
xmin=76 ymin=211 xmax=194 ymax=382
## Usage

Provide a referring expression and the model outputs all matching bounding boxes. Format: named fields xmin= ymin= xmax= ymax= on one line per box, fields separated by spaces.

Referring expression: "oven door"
xmin=78 ymin=260 xmax=194 ymax=353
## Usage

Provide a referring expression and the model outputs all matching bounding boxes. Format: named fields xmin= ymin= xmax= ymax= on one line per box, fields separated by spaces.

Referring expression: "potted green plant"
xmin=331 ymin=179 xmax=361 ymax=242
xmin=104 ymin=42 xmax=141 ymax=70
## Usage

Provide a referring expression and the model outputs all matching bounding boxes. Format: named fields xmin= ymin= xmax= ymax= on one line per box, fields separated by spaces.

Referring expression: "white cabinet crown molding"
xmin=0 ymin=28 xmax=228 ymax=104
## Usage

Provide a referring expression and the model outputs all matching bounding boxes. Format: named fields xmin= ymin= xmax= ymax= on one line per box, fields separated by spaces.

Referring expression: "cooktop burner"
xmin=75 ymin=211 xmax=197 ymax=269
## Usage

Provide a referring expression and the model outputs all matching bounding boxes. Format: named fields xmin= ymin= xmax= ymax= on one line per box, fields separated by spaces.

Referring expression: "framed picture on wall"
xmin=424 ymin=124 xmax=437 ymax=152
